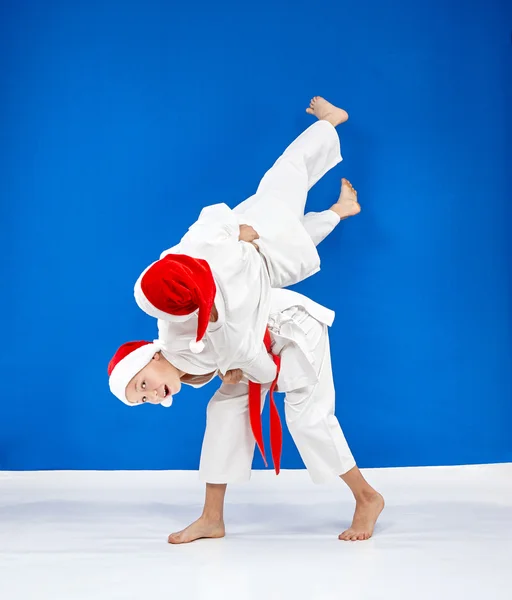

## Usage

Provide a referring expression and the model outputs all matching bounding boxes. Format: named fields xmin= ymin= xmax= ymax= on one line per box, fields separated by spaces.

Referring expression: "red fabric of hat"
xmin=140 ymin=254 xmax=216 ymax=345
xmin=107 ymin=341 xmax=152 ymax=376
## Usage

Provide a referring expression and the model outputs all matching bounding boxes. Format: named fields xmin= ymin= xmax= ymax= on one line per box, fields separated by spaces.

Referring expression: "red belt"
xmin=248 ymin=329 xmax=282 ymax=475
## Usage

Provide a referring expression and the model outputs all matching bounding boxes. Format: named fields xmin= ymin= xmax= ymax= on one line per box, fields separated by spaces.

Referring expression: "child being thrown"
xmin=131 ymin=97 xmax=360 ymax=388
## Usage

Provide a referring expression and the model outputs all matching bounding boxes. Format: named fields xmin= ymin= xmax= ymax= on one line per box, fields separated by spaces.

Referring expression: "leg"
xmin=301 ymin=209 xmax=341 ymax=246
xmin=169 ymin=382 xmax=268 ymax=544
xmin=233 ymin=97 xmax=347 ymax=220
xmin=229 ymin=98 xmax=356 ymax=290
xmin=338 ymin=467 xmax=385 ymax=541
xmin=281 ymin=313 xmax=384 ymax=540
xmin=283 ymin=318 xmax=356 ymax=484
xmin=199 ymin=382 xmax=267 ymax=484
xmin=168 ymin=483 xmax=227 ymax=544
xmin=302 ymin=178 xmax=361 ymax=246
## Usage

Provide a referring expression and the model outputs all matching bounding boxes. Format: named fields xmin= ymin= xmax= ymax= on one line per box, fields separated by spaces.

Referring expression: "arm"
xmin=218 ymin=369 xmax=244 ymax=385
xmin=241 ymin=346 xmax=278 ymax=384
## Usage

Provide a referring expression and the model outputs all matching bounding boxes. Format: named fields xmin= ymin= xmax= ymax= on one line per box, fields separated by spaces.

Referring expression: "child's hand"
xmin=219 ymin=369 xmax=244 ymax=384
xmin=238 ymin=224 xmax=259 ymax=244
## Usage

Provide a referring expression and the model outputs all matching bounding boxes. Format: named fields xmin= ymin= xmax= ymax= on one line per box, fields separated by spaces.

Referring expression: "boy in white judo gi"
xmin=132 ymin=97 xmax=361 ymax=387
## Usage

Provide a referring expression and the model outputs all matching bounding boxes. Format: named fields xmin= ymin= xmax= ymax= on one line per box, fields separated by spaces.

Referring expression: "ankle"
xmin=354 ymin=488 xmax=380 ymax=504
xmin=201 ymin=511 xmax=224 ymax=523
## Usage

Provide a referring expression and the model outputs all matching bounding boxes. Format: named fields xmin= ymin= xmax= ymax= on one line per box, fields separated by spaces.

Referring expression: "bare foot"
xmin=168 ymin=516 xmax=225 ymax=544
xmin=330 ymin=178 xmax=361 ymax=220
xmin=306 ymin=96 xmax=349 ymax=127
xmin=339 ymin=492 xmax=385 ymax=541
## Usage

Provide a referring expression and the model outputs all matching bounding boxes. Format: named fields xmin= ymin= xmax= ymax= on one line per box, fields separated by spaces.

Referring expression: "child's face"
xmin=125 ymin=352 xmax=182 ymax=406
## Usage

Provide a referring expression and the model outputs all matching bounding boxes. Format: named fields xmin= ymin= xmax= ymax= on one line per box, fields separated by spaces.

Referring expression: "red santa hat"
xmin=108 ymin=339 xmax=173 ymax=407
xmin=134 ymin=254 xmax=216 ymax=354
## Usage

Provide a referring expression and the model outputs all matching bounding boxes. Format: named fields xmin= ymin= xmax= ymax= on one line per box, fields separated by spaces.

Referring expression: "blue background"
xmin=1 ymin=0 xmax=511 ymax=470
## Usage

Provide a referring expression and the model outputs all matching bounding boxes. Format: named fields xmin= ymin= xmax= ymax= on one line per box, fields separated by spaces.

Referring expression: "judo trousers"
xmin=198 ymin=310 xmax=356 ymax=484
xmin=232 ymin=120 xmax=343 ymax=287
xmin=234 ymin=119 xmax=342 ymax=220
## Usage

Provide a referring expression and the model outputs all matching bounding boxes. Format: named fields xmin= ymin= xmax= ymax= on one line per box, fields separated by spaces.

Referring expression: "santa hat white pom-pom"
xmin=189 ymin=339 xmax=205 ymax=354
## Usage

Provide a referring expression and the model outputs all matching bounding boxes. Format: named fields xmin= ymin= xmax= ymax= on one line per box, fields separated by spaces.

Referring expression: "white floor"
xmin=1 ymin=464 xmax=511 ymax=600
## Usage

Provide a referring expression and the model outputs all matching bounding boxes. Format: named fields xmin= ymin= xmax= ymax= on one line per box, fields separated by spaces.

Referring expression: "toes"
xmin=340 ymin=528 xmax=371 ymax=542
xmin=306 ymin=108 xmax=314 ymax=114
xmin=342 ymin=178 xmax=358 ymax=197
xmin=168 ymin=530 xmax=191 ymax=544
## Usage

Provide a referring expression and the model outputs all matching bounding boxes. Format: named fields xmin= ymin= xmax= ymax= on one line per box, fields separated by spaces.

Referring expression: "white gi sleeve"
xmin=238 ymin=346 xmax=278 ymax=384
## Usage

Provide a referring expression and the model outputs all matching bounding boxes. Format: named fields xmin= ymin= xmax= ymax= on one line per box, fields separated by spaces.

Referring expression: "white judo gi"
xmin=135 ymin=121 xmax=342 ymax=385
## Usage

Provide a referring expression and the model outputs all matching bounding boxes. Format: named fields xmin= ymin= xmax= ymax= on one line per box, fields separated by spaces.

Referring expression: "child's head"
xmin=108 ymin=341 xmax=183 ymax=407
